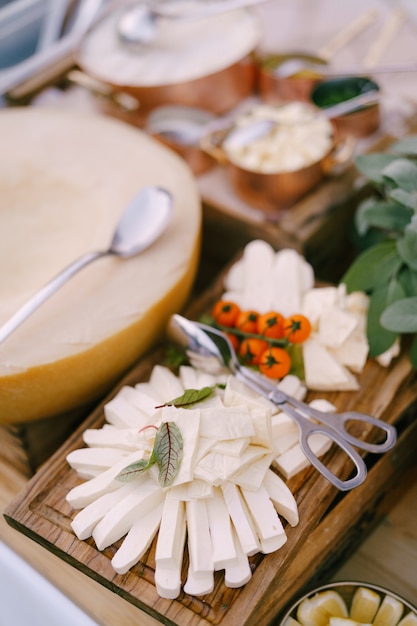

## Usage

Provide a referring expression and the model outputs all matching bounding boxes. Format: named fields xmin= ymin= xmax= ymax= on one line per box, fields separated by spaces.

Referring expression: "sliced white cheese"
xmin=169 ymin=479 xmax=213 ymax=501
xmin=220 ymin=482 xmax=261 ymax=556
xmin=199 ymin=405 xmax=255 ymax=440
xmin=249 ymin=406 xmax=273 ymax=448
xmin=92 ymin=477 xmax=164 ymax=550
xmin=104 ymin=395 xmax=151 ymax=429
xmin=373 ymin=594 xmax=404 ymax=626
xmin=155 ymin=494 xmax=186 ymax=599
xmin=376 ymin=337 xmax=401 ymax=367
xmin=223 ymin=375 xmax=276 ymax=413
xmin=206 ymin=487 xmax=238 ymax=570
xmin=82 ymin=426 xmax=152 ymax=451
xmin=263 ymin=468 xmax=299 ymax=527
xmin=71 ymin=482 xmax=137 ymax=540
xmin=149 ymin=365 xmax=184 ymax=402
xmin=111 ymin=501 xmax=163 ymax=574
xmin=184 ymin=499 xmax=214 ymax=595
xmin=232 ymin=452 xmax=275 ymax=491
xmin=66 ymin=447 xmax=131 ymax=474
xmin=271 ymin=413 xmax=299 ymax=455
xmin=329 ymin=334 xmax=369 ymax=373
xmin=303 ymin=336 xmax=359 ymax=391
xmin=178 ymin=365 xmax=200 ymax=390
xmin=114 ymin=385 xmax=158 ymax=422
xmin=224 ymin=527 xmax=252 ymax=588
xmin=241 ymin=485 xmax=287 ymax=554
xmin=66 ymin=449 xmax=147 ymax=509
xmin=134 ymin=381 xmax=166 ymax=406
xmin=211 ymin=438 xmax=250 ymax=457
xmin=240 ymin=239 xmax=275 ymax=312
xmin=302 ymin=286 xmax=341 ymax=329
xmin=277 ymin=375 xmax=307 ymax=401
xmin=223 ymin=257 xmax=244 ymax=292
xmin=161 ymin=406 xmax=201 ymax=485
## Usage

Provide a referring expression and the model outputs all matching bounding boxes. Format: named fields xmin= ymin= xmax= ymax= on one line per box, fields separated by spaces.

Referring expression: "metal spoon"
xmin=0 ymin=186 xmax=172 ymax=344
xmin=117 ymin=0 xmax=267 ymax=47
xmin=169 ymin=314 xmax=397 ymax=491
xmin=274 ymin=58 xmax=417 ymax=79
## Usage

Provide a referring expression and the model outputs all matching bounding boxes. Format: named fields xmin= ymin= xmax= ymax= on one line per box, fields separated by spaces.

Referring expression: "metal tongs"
xmin=169 ymin=314 xmax=397 ymax=492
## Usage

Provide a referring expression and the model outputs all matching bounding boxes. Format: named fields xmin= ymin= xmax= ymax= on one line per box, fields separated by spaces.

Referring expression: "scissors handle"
xmin=270 ymin=390 xmax=397 ymax=454
xmin=280 ymin=403 xmax=367 ymax=491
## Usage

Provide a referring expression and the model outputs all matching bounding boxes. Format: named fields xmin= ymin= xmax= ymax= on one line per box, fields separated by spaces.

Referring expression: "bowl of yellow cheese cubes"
xmin=280 ymin=582 xmax=417 ymax=626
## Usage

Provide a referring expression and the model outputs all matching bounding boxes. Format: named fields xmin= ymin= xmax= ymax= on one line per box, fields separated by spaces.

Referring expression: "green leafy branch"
xmin=341 ymin=136 xmax=417 ymax=367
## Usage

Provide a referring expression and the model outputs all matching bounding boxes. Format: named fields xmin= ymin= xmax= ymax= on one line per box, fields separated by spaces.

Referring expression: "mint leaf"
xmin=398 ymin=266 xmax=417 ymax=296
xmin=390 ymin=135 xmax=417 ymax=156
xmin=389 ymin=188 xmax=417 ymax=211
xmin=154 ymin=421 xmax=183 ymax=487
xmin=380 ymin=296 xmax=417 ymax=333
xmin=341 ymin=240 xmax=402 ymax=293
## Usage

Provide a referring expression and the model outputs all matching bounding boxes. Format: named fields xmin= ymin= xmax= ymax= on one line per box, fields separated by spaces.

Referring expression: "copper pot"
xmin=257 ymin=53 xmax=327 ymax=103
xmin=76 ymin=3 xmax=261 ymax=118
xmin=200 ymin=118 xmax=355 ymax=215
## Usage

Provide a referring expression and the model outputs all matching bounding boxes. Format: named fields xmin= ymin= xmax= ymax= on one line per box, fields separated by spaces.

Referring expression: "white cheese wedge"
xmin=277 ymin=375 xmax=307 ymax=401
xmin=155 ymin=494 xmax=186 ymax=599
xmin=169 ymin=479 xmax=213 ymax=501
xmin=240 ymin=239 xmax=276 ymax=312
xmin=223 ymin=376 xmax=276 ymax=413
xmin=120 ymin=385 xmax=162 ymax=421
xmin=376 ymin=338 xmax=401 ymax=367
xmin=303 ymin=336 xmax=359 ymax=391
xmin=184 ymin=499 xmax=214 ymax=596
xmin=249 ymin=406 xmax=273 ymax=448
xmin=302 ymin=286 xmax=341 ymax=328
xmin=273 ymin=433 xmax=332 ymax=479
xmin=318 ymin=307 xmax=358 ymax=349
xmin=111 ymin=501 xmax=163 ymax=574
xmin=272 ymin=248 xmax=314 ymax=317
xmin=134 ymin=381 xmax=166 ymax=406
xmin=220 ymin=482 xmax=261 ymax=556
xmin=224 ymin=527 xmax=252 ymax=588
xmin=66 ymin=449 xmax=147 ymax=509
xmin=92 ymin=477 xmax=164 ymax=550
xmin=211 ymin=438 xmax=250 ymax=457
xmin=241 ymin=485 xmax=287 ymax=554
xmin=179 ymin=365 xmax=200 ymax=390
xmin=71 ymin=482 xmax=137 ymax=540
xmin=263 ymin=469 xmax=299 ymax=527
xmin=329 ymin=335 xmax=369 ymax=373
xmin=373 ymin=595 xmax=404 ymax=626
xmin=0 ymin=107 xmax=201 ymax=425
xmin=206 ymin=487 xmax=238 ymax=570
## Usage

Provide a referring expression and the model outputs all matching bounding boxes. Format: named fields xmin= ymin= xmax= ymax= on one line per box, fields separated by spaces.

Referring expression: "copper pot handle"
xmin=321 ymin=134 xmax=356 ymax=175
xmin=199 ymin=128 xmax=230 ymax=165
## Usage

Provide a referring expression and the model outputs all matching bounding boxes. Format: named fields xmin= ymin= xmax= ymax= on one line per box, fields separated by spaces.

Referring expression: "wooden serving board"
xmin=4 ymin=277 xmax=417 ymax=626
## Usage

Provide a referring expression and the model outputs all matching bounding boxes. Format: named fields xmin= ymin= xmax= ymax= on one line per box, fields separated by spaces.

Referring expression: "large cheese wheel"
xmin=0 ymin=107 xmax=201 ymax=424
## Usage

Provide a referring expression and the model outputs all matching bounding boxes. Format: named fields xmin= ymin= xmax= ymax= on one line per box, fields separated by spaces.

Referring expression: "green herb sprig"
xmin=341 ymin=136 xmax=417 ymax=367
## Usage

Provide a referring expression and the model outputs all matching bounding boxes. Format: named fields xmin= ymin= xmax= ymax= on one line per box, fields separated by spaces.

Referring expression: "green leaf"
xmin=398 ymin=265 xmax=417 ymax=297
xmin=380 ymin=296 xmax=417 ymax=333
xmin=154 ymin=421 xmax=183 ymax=487
xmin=381 ymin=158 xmax=417 ymax=192
xmin=354 ymin=153 xmax=401 ymax=184
xmin=390 ymin=135 xmax=417 ymax=156
xmin=389 ymin=188 xmax=417 ymax=211
xmin=341 ymin=240 xmax=402 ymax=293
xmin=116 ymin=458 xmax=155 ymax=482
xmin=367 ymin=282 xmax=403 ymax=356
xmin=159 ymin=386 xmax=214 ymax=409
xmin=396 ymin=216 xmax=417 ymax=270
xmin=354 ymin=198 xmax=412 ymax=235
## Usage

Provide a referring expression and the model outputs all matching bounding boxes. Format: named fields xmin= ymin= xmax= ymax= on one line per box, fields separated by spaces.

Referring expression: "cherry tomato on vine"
xmin=257 ymin=311 xmax=284 ymax=339
xmin=226 ymin=332 xmax=240 ymax=352
xmin=236 ymin=309 xmax=259 ymax=333
xmin=239 ymin=337 xmax=268 ymax=365
xmin=212 ymin=300 xmax=241 ymax=327
xmin=282 ymin=314 xmax=312 ymax=344
xmin=258 ymin=347 xmax=291 ymax=379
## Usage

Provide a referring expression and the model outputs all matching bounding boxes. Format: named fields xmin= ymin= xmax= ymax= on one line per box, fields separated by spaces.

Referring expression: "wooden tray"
xmin=4 ymin=278 xmax=417 ymax=626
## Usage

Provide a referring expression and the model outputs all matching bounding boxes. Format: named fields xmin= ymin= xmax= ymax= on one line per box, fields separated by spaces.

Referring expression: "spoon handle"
xmin=0 ymin=250 xmax=107 ymax=344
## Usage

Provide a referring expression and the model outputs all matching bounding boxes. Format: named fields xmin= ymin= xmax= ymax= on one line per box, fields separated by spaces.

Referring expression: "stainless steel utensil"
xmin=117 ymin=0 xmax=267 ymax=46
xmin=169 ymin=314 xmax=397 ymax=491
xmin=0 ymin=186 xmax=172 ymax=344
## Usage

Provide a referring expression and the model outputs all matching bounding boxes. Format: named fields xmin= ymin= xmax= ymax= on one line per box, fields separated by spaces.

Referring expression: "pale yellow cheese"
xmin=0 ymin=107 xmax=201 ymax=423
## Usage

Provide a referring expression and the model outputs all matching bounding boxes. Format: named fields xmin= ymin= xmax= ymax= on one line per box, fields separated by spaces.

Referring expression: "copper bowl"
xmin=257 ymin=52 xmax=327 ymax=103
xmin=279 ymin=581 xmax=417 ymax=626
xmin=77 ymin=3 xmax=261 ymax=117
xmin=311 ymin=77 xmax=381 ymax=138
xmin=200 ymin=105 xmax=355 ymax=215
